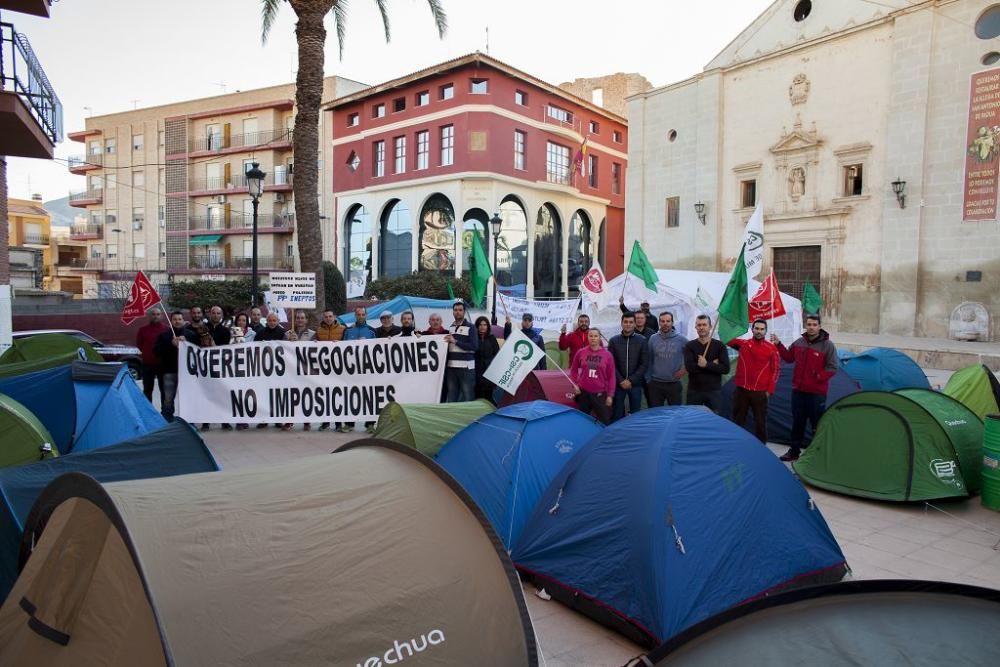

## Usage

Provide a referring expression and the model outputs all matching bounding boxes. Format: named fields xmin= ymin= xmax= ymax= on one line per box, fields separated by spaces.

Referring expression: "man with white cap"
xmin=375 ymin=311 xmax=402 ymax=338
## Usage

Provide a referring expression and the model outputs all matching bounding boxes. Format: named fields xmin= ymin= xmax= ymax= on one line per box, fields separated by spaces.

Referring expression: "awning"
xmin=189 ymin=235 xmax=222 ymax=245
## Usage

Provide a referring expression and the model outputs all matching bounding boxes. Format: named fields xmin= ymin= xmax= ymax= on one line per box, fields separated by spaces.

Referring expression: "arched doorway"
xmin=567 ymin=210 xmax=592 ymax=297
xmin=379 ymin=199 xmax=412 ymax=278
xmin=461 ymin=208 xmax=489 ymax=280
xmin=597 ymin=217 xmax=607 ymax=270
xmin=418 ymin=194 xmax=456 ymax=273
xmin=498 ymin=196 xmax=528 ymax=296
xmin=343 ymin=204 xmax=371 ymax=285
xmin=533 ymin=203 xmax=563 ymax=298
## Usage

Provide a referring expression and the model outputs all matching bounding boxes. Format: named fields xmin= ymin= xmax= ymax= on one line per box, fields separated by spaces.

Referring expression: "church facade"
xmin=627 ymin=0 xmax=1000 ymax=339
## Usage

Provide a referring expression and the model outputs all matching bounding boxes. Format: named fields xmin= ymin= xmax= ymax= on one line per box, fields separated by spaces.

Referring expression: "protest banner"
xmin=269 ymin=272 xmax=317 ymax=309
xmin=177 ymin=336 xmax=448 ymax=423
xmin=500 ymin=295 xmax=580 ymax=330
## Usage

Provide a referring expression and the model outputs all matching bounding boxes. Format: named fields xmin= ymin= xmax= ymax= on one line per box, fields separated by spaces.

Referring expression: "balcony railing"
xmin=22 ymin=232 xmax=49 ymax=244
xmin=187 ymin=172 xmax=293 ymax=193
xmin=70 ymin=223 xmax=103 ymax=239
xmin=61 ymin=257 xmax=104 ymax=270
xmin=69 ymin=189 xmax=103 ymax=204
xmin=188 ymin=213 xmax=295 ymax=231
xmin=68 ymin=153 xmax=102 ymax=170
xmin=188 ymin=255 xmax=293 ymax=271
xmin=189 ymin=128 xmax=293 ymax=153
xmin=0 ymin=21 xmax=63 ymax=145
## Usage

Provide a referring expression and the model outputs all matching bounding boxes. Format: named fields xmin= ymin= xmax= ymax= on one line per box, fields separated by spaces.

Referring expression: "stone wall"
xmin=559 ymin=73 xmax=651 ymax=118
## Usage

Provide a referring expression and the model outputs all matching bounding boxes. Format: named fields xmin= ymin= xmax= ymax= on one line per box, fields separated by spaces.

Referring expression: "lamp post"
xmin=489 ymin=212 xmax=503 ymax=324
xmin=245 ymin=162 xmax=266 ymax=306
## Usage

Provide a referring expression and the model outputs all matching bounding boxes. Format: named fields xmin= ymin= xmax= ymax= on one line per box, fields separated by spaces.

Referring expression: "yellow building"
xmin=6 ymin=195 xmax=53 ymax=289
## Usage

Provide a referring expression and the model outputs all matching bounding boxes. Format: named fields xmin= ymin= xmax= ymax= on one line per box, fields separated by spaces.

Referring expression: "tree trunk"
xmin=290 ymin=3 xmax=331 ymax=319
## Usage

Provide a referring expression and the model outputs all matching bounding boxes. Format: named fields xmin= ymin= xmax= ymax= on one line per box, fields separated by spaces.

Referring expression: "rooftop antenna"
xmin=485 ymin=26 xmax=490 ymax=54
xmin=129 ymin=98 xmax=140 ymax=110
xmin=83 ymin=106 xmax=93 ymax=117
xmin=212 ymin=81 xmax=227 ymax=94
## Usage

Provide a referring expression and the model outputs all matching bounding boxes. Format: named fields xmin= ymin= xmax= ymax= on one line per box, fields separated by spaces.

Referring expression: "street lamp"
xmin=891 ymin=178 xmax=906 ymax=209
xmin=489 ymin=212 xmax=503 ymax=324
xmin=245 ymin=161 xmax=266 ymax=306
xmin=694 ymin=200 xmax=707 ymax=225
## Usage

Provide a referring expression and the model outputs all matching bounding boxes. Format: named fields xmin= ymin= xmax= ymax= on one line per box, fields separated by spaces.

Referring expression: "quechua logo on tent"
xmin=356 ymin=628 xmax=446 ymax=667
xmin=929 ymin=459 xmax=963 ymax=489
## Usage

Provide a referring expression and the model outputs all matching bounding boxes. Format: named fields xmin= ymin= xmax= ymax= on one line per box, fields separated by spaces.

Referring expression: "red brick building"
xmin=326 ymin=53 xmax=627 ymax=299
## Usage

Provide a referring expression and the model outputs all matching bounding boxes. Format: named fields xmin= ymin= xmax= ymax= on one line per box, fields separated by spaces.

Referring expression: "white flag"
xmin=579 ymin=260 xmax=610 ymax=311
xmin=346 ymin=271 xmax=368 ymax=299
xmin=743 ymin=201 xmax=764 ymax=279
xmin=483 ymin=328 xmax=545 ymax=396
xmin=693 ymin=283 xmax=715 ymax=312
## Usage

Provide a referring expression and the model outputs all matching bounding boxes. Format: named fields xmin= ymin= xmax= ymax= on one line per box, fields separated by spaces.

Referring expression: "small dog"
xmin=190 ymin=321 xmax=215 ymax=348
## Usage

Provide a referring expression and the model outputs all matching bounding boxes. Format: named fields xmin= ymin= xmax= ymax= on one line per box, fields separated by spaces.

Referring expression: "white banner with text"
xmin=177 ymin=337 xmax=447 ymax=423
xmin=499 ymin=296 xmax=581 ymax=330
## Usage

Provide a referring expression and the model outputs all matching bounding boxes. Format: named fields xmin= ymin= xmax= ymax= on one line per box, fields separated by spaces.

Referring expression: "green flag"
xmin=802 ymin=282 xmax=823 ymax=315
xmin=470 ymin=232 xmax=492 ymax=307
xmin=447 ymin=280 xmax=455 ymax=301
xmin=717 ymin=245 xmax=750 ymax=343
xmin=627 ymin=240 xmax=658 ymax=291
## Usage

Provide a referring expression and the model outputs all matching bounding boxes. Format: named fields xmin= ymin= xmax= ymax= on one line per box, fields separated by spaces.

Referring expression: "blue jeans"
xmin=445 ymin=368 xmax=476 ymax=403
xmin=612 ymin=384 xmax=644 ymax=422
xmin=790 ymin=390 xmax=826 ymax=451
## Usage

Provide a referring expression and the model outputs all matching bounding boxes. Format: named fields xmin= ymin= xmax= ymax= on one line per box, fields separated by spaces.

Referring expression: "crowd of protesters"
xmin=136 ymin=299 xmax=836 ymax=452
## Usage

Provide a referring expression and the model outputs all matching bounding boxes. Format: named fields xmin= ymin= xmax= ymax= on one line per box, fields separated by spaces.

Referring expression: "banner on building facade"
xmin=963 ymin=67 xmax=1000 ymax=221
xmin=269 ymin=272 xmax=316 ymax=309
xmin=177 ymin=337 xmax=447 ymax=423
xmin=499 ymin=295 xmax=581 ymax=330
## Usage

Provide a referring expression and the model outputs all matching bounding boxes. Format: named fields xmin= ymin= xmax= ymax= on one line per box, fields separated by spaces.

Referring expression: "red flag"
xmin=748 ymin=269 xmax=787 ymax=321
xmin=121 ymin=271 xmax=162 ymax=325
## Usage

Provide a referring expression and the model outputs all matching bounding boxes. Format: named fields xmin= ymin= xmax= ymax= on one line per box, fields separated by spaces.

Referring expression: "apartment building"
xmin=5 ymin=195 xmax=54 ymax=289
xmin=65 ymin=76 xmax=367 ymax=296
xmin=326 ymin=53 xmax=630 ymax=300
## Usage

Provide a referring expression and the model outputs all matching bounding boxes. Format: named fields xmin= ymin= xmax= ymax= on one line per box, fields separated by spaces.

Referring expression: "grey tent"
xmin=635 ymin=580 xmax=1000 ymax=667
xmin=0 ymin=440 xmax=537 ymax=666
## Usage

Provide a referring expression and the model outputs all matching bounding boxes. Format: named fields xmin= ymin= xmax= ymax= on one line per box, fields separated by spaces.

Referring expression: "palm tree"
xmin=260 ymin=0 xmax=447 ymax=315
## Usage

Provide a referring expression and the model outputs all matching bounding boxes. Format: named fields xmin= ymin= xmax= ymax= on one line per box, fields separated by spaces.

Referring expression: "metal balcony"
xmin=187 ymin=213 xmax=295 ymax=232
xmin=188 ymin=255 xmax=293 ymax=271
xmin=189 ymin=127 xmax=293 ymax=154
xmin=187 ymin=172 xmax=293 ymax=195
xmin=22 ymin=231 xmax=49 ymax=244
xmin=70 ymin=223 xmax=103 ymax=240
xmin=68 ymin=189 xmax=102 ymax=207
xmin=0 ymin=21 xmax=62 ymax=158
xmin=68 ymin=153 xmax=102 ymax=172
xmin=60 ymin=257 xmax=104 ymax=271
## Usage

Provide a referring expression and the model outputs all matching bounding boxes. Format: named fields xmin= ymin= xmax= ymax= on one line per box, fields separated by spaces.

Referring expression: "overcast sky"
xmin=5 ymin=0 xmax=772 ymax=202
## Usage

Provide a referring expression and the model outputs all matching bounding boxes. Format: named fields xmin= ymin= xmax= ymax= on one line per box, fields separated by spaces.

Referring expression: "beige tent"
xmin=0 ymin=440 xmax=538 ymax=666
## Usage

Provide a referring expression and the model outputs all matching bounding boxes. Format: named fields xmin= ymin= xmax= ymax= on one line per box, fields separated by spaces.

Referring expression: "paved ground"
xmin=200 ymin=414 xmax=1000 ymax=667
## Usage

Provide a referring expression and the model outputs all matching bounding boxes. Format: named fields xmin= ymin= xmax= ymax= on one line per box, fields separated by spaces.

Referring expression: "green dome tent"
xmin=0 ymin=351 xmax=80 ymax=380
xmin=944 ymin=364 xmax=1000 ymax=420
xmin=794 ymin=390 xmax=982 ymax=502
xmin=0 ymin=334 xmax=101 ymax=365
xmin=0 ymin=394 xmax=58 ymax=468
xmin=374 ymin=400 xmax=496 ymax=457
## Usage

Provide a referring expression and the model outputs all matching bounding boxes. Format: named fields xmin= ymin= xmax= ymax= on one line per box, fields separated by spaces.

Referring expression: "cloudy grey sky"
xmin=5 ymin=0 xmax=772 ymax=201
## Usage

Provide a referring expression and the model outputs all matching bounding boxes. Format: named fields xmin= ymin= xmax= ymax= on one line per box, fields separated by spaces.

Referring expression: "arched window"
xmin=598 ymin=217 xmax=607 ymax=270
xmin=343 ymin=204 xmax=371 ymax=284
xmin=418 ymin=194 xmax=456 ymax=273
xmin=497 ymin=196 xmax=528 ymax=294
xmin=379 ymin=200 xmax=412 ymax=278
xmin=533 ymin=203 xmax=563 ymax=298
xmin=567 ymin=210 xmax=592 ymax=297
xmin=461 ymin=208 xmax=489 ymax=280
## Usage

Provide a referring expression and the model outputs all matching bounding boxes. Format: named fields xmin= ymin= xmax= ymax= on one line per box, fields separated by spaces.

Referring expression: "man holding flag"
xmin=772 ymin=314 xmax=839 ymax=461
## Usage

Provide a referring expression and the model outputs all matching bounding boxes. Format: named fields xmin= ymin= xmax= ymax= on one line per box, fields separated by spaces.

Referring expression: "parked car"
xmin=11 ymin=329 xmax=144 ymax=380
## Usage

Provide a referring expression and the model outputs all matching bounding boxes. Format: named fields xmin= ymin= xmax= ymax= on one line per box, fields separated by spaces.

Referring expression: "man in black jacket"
xmin=154 ymin=311 xmax=199 ymax=421
xmin=608 ymin=312 xmax=648 ymax=422
xmin=376 ymin=311 xmax=402 ymax=338
xmin=683 ymin=314 xmax=731 ymax=413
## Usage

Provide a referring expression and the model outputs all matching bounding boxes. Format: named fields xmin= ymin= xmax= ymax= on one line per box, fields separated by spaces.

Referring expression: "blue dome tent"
xmin=339 ymin=295 xmax=457 ymax=326
xmin=720 ymin=361 xmax=861 ymax=444
xmin=838 ymin=348 xmax=928 ymax=391
xmin=512 ymin=407 xmax=847 ymax=647
xmin=437 ymin=401 xmax=603 ymax=549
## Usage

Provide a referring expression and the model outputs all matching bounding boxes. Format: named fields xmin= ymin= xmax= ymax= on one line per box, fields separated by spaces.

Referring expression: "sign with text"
xmin=177 ymin=337 xmax=447 ymax=423
xmin=963 ymin=67 xmax=1000 ymax=221
xmin=500 ymin=296 xmax=581 ymax=330
xmin=269 ymin=272 xmax=317 ymax=309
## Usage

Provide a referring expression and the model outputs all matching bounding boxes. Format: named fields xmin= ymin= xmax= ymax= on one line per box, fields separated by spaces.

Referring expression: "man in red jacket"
xmin=728 ymin=319 xmax=780 ymax=444
xmin=559 ymin=314 xmax=591 ymax=361
xmin=772 ymin=314 xmax=839 ymax=461
xmin=136 ymin=309 xmax=169 ymax=406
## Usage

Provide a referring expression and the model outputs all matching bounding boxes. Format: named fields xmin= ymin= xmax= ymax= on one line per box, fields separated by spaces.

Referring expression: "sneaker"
xmin=222 ymin=424 xmax=233 ymax=431
xmin=365 ymin=424 xmax=376 ymax=434
xmin=338 ymin=425 xmax=353 ymax=433
xmin=236 ymin=424 xmax=249 ymax=431
xmin=200 ymin=424 xmax=210 ymax=432
xmin=303 ymin=424 xmax=311 ymax=431
xmin=318 ymin=423 xmax=330 ymax=431
xmin=779 ymin=449 xmax=800 ymax=462
xmin=281 ymin=424 xmax=292 ymax=432
xmin=255 ymin=423 xmax=268 ymax=429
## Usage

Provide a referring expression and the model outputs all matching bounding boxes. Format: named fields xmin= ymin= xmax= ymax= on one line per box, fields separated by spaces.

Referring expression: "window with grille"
xmin=665 ymin=196 xmax=680 ymax=228
xmin=740 ymin=179 xmax=757 ymax=208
